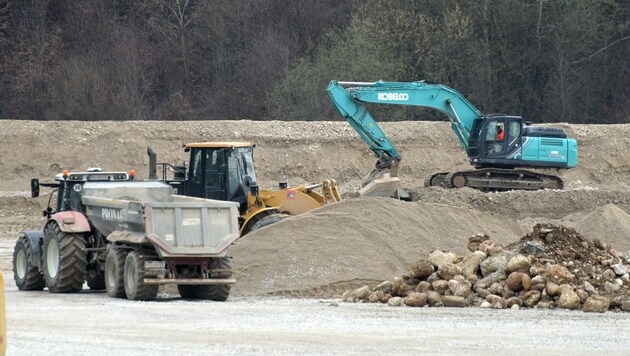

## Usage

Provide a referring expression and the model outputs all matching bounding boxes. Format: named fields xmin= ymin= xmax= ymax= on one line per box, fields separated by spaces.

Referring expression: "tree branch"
xmin=572 ymin=35 xmax=630 ymax=65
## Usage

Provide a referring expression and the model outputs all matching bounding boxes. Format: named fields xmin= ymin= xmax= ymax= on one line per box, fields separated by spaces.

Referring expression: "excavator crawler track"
xmin=426 ymin=168 xmax=563 ymax=191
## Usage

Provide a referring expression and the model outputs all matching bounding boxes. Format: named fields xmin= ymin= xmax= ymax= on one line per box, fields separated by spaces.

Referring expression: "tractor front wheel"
xmin=13 ymin=235 xmax=45 ymax=291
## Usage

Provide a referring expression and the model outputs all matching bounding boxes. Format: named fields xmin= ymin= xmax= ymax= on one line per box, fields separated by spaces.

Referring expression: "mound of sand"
xmin=574 ymin=204 xmax=630 ymax=253
xmin=229 ymin=198 xmax=525 ymax=296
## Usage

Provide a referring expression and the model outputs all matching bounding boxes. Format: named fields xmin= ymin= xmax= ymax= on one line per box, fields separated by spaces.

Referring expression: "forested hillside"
xmin=0 ymin=0 xmax=628 ymax=123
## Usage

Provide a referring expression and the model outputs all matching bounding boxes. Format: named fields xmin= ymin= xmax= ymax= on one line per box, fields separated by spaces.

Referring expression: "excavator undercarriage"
xmin=424 ymin=168 xmax=563 ymax=191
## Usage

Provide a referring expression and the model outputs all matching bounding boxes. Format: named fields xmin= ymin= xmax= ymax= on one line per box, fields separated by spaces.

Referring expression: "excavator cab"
xmin=185 ymin=142 xmax=257 ymax=213
xmin=467 ymin=115 xmax=524 ymax=167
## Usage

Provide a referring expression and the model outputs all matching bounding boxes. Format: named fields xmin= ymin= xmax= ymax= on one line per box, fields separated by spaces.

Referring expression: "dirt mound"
xmin=574 ymin=204 xmax=630 ymax=253
xmin=344 ymin=224 xmax=630 ymax=312
xmin=229 ymin=198 xmax=525 ymax=296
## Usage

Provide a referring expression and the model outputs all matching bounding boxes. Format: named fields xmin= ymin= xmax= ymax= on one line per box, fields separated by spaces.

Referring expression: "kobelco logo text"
xmin=377 ymin=93 xmax=409 ymax=101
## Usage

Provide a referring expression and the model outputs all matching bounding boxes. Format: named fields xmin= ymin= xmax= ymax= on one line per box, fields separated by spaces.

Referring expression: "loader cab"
xmin=185 ymin=142 xmax=257 ymax=212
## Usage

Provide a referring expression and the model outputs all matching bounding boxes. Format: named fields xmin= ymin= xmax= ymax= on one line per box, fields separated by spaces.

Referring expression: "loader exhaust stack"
xmin=147 ymin=146 xmax=158 ymax=180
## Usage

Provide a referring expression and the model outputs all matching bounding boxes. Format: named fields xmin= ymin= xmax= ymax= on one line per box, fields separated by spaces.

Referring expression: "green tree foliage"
xmin=269 ymin=0 xmax=629 ymax=123
xmin=1 ymin=0 xmax=628 ymax=122
xmin=265 ymin=21 xmax=403 ymax=120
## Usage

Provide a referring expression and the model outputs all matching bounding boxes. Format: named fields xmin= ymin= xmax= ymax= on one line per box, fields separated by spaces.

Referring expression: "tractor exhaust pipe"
xmin=147 ymin=146 xmax=158 ymax=180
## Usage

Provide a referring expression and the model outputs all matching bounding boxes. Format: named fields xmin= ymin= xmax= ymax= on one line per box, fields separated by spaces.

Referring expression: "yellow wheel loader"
xmin=149 ymin=143 xmax=341 ymax=236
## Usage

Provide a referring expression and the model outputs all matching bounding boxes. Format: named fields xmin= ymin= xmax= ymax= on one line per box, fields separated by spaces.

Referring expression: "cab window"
xmin=508 ymin=121 xmax=521 ymax=145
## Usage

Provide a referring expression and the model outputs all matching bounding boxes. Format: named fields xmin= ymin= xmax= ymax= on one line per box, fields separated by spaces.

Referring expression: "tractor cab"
xmin=31 ymin=169 xmax=132 ymax=217
xmin=183 ymin=142 xmax=257 ymax=212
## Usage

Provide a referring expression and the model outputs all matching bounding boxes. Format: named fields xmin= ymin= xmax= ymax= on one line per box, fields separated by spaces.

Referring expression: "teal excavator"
xmin=327 ymin=80 xmax=578 ymax=192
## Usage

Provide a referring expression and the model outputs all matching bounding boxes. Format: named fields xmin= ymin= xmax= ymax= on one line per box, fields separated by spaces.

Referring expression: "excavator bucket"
xmin=358 ymin=173 xmax=401 ymax=198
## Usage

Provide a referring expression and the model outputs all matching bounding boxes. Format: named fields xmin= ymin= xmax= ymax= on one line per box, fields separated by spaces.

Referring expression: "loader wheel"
xmin=250 ymin=213 xmax=290 ymax=233
xmin=13 ymin=235 xmax=45 ymax=291
xmin=195 ymin=257 xmax=232 ymax=302
xmin=43 ymin=224 xmax=87 ymax=293
xmin=105 ymin=247 xmax=127 ymax=298
xmin=124 ymin=251 xmax=158 ymax=301
xmin=86 ymin=268 xmax=106 ymax=290
xmin=177 ymin=285 xmax=201 ymax=299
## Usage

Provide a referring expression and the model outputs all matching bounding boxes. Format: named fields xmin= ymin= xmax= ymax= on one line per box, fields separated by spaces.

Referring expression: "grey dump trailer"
xmin=13 ymin=169 xmax=240 ymax=301
xmin=82 ymin=181 xmax=240 ymax=301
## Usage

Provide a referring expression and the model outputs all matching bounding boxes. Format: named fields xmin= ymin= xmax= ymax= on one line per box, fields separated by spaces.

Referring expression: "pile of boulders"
xmin=342 ymin=224 xmax=630 ymax=312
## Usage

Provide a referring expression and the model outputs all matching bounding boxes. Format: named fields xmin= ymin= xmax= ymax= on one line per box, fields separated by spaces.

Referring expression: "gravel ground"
xmin=4 ymin=274 xmax=630 ymax=355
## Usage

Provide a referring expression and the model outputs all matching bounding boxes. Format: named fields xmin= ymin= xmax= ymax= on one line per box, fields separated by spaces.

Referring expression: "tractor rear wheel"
xmin=195 ymin=257 xmax=232 ymax=301
xmin=124 ymin=251 xmax=158 ymax=301
xmin=105 ymin=247 xmax=127 ymax=298
xmin=43 ymin=224 xmax=86 ymax=293
xmin=13 ymin=235 xmax=45 ymax=291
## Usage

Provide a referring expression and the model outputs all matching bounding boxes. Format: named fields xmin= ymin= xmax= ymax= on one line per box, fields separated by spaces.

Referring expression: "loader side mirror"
xmin=31 ymin=179 xmax=40 ymax=198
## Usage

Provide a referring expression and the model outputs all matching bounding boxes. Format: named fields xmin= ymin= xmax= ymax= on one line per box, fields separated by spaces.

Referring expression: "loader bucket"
xmin=358 ymin=173 xmax=401 ymax=198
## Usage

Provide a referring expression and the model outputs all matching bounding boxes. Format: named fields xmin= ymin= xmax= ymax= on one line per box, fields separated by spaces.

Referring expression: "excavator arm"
xmin=327 ymin=80 xmax=484 ymax=158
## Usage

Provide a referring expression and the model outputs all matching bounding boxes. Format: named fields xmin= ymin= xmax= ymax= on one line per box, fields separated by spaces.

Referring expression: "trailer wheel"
xmin=105 ymin=248 xmax=127 ymax=298
xmin=195 ymin=257 xmax=231 ymax=301
xmin=124 ymin=251 xmax=158 ymax=301
xmin=13 ymin=235 xmax=45 ymax=291
xmin=86 ymin=268 xmax=106 ymax=290
xmin=43 ymin=224 xmax=86 ymax=293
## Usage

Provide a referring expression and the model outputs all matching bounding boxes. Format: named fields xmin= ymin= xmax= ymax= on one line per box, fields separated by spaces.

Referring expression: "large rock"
xmin=426 ymin=291 xmax=441 ymax=306
xmin=429 ymin=250 xmax=457 ymax=268
xmin=432 ymin=280 xmax=449 ymax=295
xmin=480 ymin=255 xmax=508 ymax=277
xmin=506 ymin=272 xmax=531 ymax=292
xmin=558 ymin=290 xmax=581 ymax=309
xmin=353 ymin=285 xmax=371 ymax=300
xmin=453 ymin=281 xmax=472 ymax=298
xmin=442 ymin=296 xmax=466 ymax=308
xmin=486 ymin=294 xmax=508 ymax=309
xmin=468 ymin=233 xmax=490 ymax=252
xmin=415 ymin=281 xmax=431 ymax=293
xmin=545 ymin=282 xmax=561 ymax=297
xmin=410 ymin=259 xmax=434 ymax=280
xmin=373 ymin=281 xmax=393 ymax=294
xmin=458 ymin=251 xmax=486 ymax=277
xmin=405 ymin=293 xmax=428 ymax=307
xmin=392 ymin=276 xmax=405 ymax=295
xmin=523 ymin=290 xmax=541 ymax=308
xmin=507 ymin=255 xmax=531 ymax=272
xmin=582 ymin=296 xmax=610 ymax=313
xmin=612 ymin=264 xmax=628 ymax=276
xmin=438 ymin=263 xmax=462 ymax=280
xmin=545 ymin=264 xmax=576 ymax=283
xmin=474 ymin=270 xmax=507 ymax=289
xmin=368 ymin=291 xmax=384 ymax=303
xmin=604 ymin=281 xmax=620 ymax=293
xmin=388 ymin=296 xmax=404 ymax=307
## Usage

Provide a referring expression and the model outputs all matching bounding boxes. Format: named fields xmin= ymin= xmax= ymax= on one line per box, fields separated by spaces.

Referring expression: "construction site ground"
xmin=2 ymin=120 xmax=630 ymax=353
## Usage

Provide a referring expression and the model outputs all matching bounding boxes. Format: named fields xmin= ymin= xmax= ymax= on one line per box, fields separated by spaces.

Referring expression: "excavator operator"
xmin=496 ymin=126 xmax=505 ymax=140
